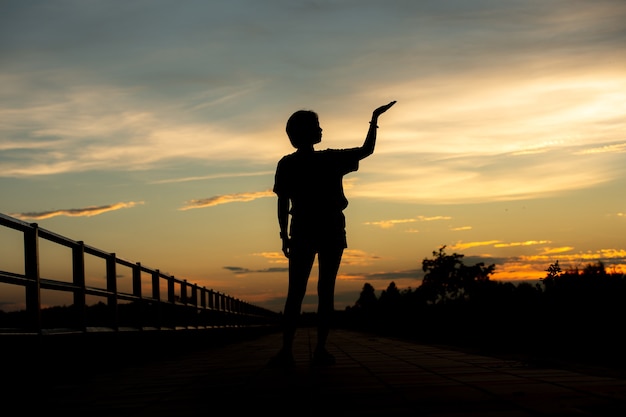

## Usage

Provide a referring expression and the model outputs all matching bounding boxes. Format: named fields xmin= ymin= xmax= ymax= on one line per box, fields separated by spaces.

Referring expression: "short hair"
xmin=286 ymin=110 xmax=318 ymax=149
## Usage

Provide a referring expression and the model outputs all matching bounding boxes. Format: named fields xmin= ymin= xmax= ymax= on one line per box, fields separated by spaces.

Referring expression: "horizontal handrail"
xmin=0 ymin=212 xmax=280 ymax=335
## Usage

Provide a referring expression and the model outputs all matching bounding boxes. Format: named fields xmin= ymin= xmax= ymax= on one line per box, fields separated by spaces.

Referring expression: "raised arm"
xmin=356 ymin=101 xmax=397 ymax=160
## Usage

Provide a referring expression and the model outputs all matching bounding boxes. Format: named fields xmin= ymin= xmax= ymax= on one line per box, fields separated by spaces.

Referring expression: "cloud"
xmin=450 ymin=226 xmax=472 ymax=231
xmin=494 ymin=240 xmax=552 ymax=248
xmin=364 ymin=215 xmax=452 ymax=229
xmin=253 ymin=249 xmax=380 ymax=267
xmin=3 ymin=0 xmax=626 ymax=208
xmin=449 ymin=240 xmax=502 ymax=251
xmin=254 ymin=252 xmax=288 ymax=264
xmin=364 ymin=269 xmax=424 ymax=281
xmin=417 ymin=215 xmax=452 ymax=221
xmin=343 ymin=269 xmax=423 ymax=283
xmin=450 ymin=240 xmax=553 ymax=251
xmin=573 ymin=142 xmax=626 ymax=155
xmin=341 ymin=249 xmax=381 ymax=266
xmin=519 ymin=250 xmax=626 ymax=271
xmin=493 ymin=248 xmax=626 ymax=281
xmin=180 ymin=190 xmax=274 ymax=210
xmin=151 ymin=171 xmax=273 ymax=184
xmin=10 ymin=201 xmax=144 ymax=220
xmin=538 ymin=246 xmax=574 ymax=255
xmin=223 ymin=266 xmax=288 ymax=275
xmin=364 ymin=219 xmax=416 ymax=229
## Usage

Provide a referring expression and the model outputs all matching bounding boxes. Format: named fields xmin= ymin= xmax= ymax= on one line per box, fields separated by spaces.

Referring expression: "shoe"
xmin=267 ymin=350 xmax=295 ymax=369
xmin=311 ymin=348 xmax=336 ymax=367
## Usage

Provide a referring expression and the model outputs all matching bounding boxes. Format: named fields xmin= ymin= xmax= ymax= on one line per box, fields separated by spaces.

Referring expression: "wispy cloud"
xmin=364 ymin=219 xmax=416 ymax=229
xmin=538 ymin=246 xmax=575 ymax=255
xmin=254 ymin=249 xmax=381 ymax=267
xmin=365 ymin=215 xmax=451 ymax=229
xmin=518 ymin=249 xmax=626 ymax=270
xmin=450 ymin=240 xmax=502 ymax=251
xmin=417 ymin=216 xmax=452 ymax=221
xmin=179 ymin=190 xmax=273 ymax=210
xmin=151 ymin=171 xmax=273 ymax=185
xmin=492 ymin=248 xmax=626 ymax=281
xmin=573 ymin=142 xmax=626 ymax=155
xmin=344 ymin=269 xmax=423 ymax=283
xmin=223 ymin=266 xmax=288 ymax=275
xmin=341 ymin=249 xmax=381 ymax=266
xmin=450 ymin=226 xmax=472 ymax=231
xmin=494 ymin=240 xmax=551 ymax=248
xmin=10 ymin=201 xmax=144 ymax=220
xmin=451 ymin=240 xmax=552 ymax=251
xmin=254 ymin=252 xmax=288 ymax=264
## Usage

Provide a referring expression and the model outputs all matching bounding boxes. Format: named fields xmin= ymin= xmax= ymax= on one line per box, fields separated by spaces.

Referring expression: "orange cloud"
xmin=364 ymin=219 xmax=416 ymax=228
xmin=494 ymin=240 xmax=551 ymax=248
xmin=450 ymin=240 xmax=502 ymax=250
xmin=450 ymin=226 xmax=472 ymax=231
xmin=538 ymin=246 xmax=574 ymax=255
xmin=416 ymin=215 xmax=452 ymax=221
xmin=492 ymin=261 xmax=546 ymax=281
xmin=337 ymin=272 xmax=368 ymax=281
xmin=364 ymin=215 xmax=452 ymax=229
xmin=254 ymin=251 xmax=288 ymax=264
xmin=10 ymin=201 xmax=144 ymax=220
xmin=519 ymin=249 xmax=626 ymax=268
xmin=180 ymin=190 xmax=273 ymax=210
xmin=340 ymin=249 xmax=381 ymax=266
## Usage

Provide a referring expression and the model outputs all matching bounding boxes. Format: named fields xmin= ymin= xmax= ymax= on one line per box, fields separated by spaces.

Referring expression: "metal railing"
xmin=0 ymin=212 xmax=280 ymax=335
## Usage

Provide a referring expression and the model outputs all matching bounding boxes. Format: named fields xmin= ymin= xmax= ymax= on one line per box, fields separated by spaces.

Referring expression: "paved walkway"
xmin=22 ymin=329 xmax=626 ymax=416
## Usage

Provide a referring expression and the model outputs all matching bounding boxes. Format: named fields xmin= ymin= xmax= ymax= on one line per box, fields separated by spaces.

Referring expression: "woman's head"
xmin=286 ymin=110 xmax=322 ymax=149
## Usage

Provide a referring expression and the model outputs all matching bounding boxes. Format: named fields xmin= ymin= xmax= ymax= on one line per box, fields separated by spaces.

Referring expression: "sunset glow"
xmin=1 ymin=1 xmax=625 ymax=313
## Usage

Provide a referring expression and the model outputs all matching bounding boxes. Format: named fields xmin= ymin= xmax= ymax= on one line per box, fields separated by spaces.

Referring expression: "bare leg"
xmin=269 ymin=246 xmax=316 ymax=367
xmin=314 ymin=247 xmax=343 ymax=360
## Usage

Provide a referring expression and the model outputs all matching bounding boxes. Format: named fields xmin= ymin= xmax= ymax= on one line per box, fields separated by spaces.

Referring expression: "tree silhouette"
xmin=420 ymin=245 xmax=495 ymax=303
xmin=378 ymin=281 xmax=402 ymax=324
xmin=342 ymin=247 xmax=626 ymax=371
xmin=355 ymin=282 xmax=378 ymax=310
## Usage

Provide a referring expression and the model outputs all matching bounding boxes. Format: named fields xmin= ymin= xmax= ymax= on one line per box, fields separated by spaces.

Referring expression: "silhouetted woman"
xmin=270 ymin=100 xmax=396 ymax=367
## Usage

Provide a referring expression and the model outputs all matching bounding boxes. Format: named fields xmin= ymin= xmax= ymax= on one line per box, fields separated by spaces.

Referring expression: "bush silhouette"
xmin=343 ymin=246 xmax=626 ymax=370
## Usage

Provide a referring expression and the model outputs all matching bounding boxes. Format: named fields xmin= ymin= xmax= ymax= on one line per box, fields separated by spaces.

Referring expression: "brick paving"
xmin=15 ymin=329 xmax=626 ymax=416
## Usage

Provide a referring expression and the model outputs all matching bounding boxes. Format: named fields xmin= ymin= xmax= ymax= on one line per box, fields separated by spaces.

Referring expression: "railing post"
xmin=191 ymin=284 xmax=197 ymax=307
xmin=133 ymin=262 xmax=142 ymax=298
xmin=191 ymin=284 xmax=198 ymax=328
xmin=168 ymin=275 xmax=176 ymax=328
xmin=72 ymin=241 xmax=87 ymax=331
xmin=181 ymin=279 xmax=189 ymax=329
xmin=133 ymin=262 xmax=143 ymax=329
xmin=106 ymin=253 xmax=118 ymax=330
xmin=168 ymin=275 xmax=175 ymax=303
xmin=181 ymin=279 xmax=188 ymax=304
xmin=152 ymin=270 xmax=160 ymax=300
xmin=200 ymin=287 xmax=207 ymax=309
xmin=24 ymin=223 xmax=41 ymax=333
xmin=200 ymin=287 xmax=207 ymax=327
xmin=217 ymin=291 xmax=228 ymax=327
xmin=152 ymin=269 xmax=161 ymax=329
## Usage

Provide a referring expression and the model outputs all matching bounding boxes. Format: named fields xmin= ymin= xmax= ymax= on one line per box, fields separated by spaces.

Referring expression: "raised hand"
xmin=372 ymin=100 xmax=397 ymax=118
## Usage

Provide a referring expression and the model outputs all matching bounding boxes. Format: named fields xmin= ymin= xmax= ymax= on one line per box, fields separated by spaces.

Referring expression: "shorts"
xmin=289 ymin=212 xmax=347 ymax=252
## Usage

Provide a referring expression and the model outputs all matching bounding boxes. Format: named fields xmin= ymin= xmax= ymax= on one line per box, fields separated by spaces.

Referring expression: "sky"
xmin=1 ymin=0 xmax=625 ymax=314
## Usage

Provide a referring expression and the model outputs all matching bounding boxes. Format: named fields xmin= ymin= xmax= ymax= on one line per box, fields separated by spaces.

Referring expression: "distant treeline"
xmin=338 ymin=245 xmax=626 ymax=370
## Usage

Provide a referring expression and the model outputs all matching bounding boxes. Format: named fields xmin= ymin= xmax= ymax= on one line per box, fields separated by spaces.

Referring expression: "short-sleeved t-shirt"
xmin=273 ymin=148 xmax=360 ymax=248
